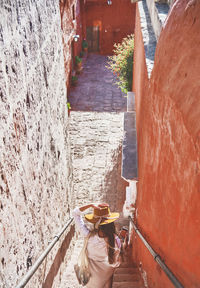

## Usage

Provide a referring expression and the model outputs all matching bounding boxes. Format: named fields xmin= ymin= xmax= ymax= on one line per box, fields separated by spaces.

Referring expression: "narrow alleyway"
xmin=68 ymin=54 xmax=128 ymax=212
xmin=60 ymin=54 xmax=129 ymax=287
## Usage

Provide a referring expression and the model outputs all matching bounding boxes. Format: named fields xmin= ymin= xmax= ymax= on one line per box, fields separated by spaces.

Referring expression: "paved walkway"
xmin=68 ymin=54 xmax=126 ymax=112
xmin=60 ymin=54 xmax=128 ymax=288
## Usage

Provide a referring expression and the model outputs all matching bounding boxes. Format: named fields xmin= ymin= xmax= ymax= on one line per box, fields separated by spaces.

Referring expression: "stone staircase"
xmin=112 ymin=245 xmax=145 ymax=288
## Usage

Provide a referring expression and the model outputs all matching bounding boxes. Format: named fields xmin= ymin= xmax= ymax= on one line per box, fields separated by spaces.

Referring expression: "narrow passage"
xmin=68 ymin=54 xmax=126 ymax=112
xmin=60 ymin=54 xmax=128 ymax=287
xmin=69 ymin=54 xmax=128 ymax=212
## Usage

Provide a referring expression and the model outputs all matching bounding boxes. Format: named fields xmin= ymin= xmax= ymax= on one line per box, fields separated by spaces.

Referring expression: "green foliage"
xmin=75 ymin=56 xmax=82 ymax=64
xmin=106 ymin=34 xmax=134 ymax=93
xmin=67 ymin=102 xmax=71 ymax=110
xmin=82 ymin=39 xmax=88 ymax=49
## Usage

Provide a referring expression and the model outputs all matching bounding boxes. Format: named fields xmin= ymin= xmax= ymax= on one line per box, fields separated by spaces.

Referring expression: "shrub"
xmin=75 ymin=56 xmax=82 ymax=65
xmin=106 ymin=34 xmax=134 ymax=93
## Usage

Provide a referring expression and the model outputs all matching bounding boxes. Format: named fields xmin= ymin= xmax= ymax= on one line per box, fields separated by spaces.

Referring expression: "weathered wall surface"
xmin=86 ymin=0 xmax=136 ymax=55
xmin=132 ymin=0 xmax=200 ymax=287
xmin=60 ymin=0 xmax=84 ymax=91
xmin=60 ymin=0 xmax=76 ymax=91
xmin=75 ymin=0 xmax=85 ymax=56
xmin=132 ymin=5 xmax=149 ymax=140
xmin=0 ymin=1 xmax=74 ymax=287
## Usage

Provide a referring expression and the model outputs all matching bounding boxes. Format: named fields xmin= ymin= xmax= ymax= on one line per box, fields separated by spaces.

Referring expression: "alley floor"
xmin=60 ymin=54 xmax=128 ymax=288
xmin=68 ymin=54 xmax=126 ymax=112
xmin=68 ymin=54 xmax=128 ymax=212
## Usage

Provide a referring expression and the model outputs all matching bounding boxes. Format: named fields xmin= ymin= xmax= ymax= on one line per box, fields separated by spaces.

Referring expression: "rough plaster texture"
xmin=0 ymin=1 xmax=74 ymax=287
xmin=133 ymin=0 xmax=200 ymax=287
xmin=60 ymin=0 xmax=81 ymax=90
xmin=132 ymin=4 xmax=149 ymax=133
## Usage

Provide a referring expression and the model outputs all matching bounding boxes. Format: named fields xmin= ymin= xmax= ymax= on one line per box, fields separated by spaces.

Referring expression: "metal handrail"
xmin=16 ymin=217 xmax=74 ymax=288
xmin=129 ymin=216 xmax=184 ymax=288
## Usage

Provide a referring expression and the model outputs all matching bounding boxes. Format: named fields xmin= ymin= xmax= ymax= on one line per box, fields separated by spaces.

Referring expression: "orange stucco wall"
xmin=85 ymin=0 xmax=136 ymax=55
xmin=132 ymin=5 xmax=148 ymax=142
xmin=132 ymin=1 xmax=200 ymax=287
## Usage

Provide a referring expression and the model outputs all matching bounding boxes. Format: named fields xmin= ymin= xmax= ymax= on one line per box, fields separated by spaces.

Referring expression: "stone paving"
xmin=69 ymin=112 xmax=128 ymax=211
xmin=59 ymin=54 xmax=128 ymax=288
xmin=68 ymin=54 xmax=126 ymax=112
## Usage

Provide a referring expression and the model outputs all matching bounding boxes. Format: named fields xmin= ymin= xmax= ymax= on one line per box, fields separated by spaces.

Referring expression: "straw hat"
xmin=85 ymin=203 xmax=119 ymax=228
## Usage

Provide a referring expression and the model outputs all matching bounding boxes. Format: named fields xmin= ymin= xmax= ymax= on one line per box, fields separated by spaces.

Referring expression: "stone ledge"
xmin=155 ymin=2 xmax=170 ymax=27
xmin=122 ymin=112 xmax=138 ymax=181
xmin=138 ymin=0 xmax=157 ymax=78
xmin=138 ymin=0 xmax=169 ymax=78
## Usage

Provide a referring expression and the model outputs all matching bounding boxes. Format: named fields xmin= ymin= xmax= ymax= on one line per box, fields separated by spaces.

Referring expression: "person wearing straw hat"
xmin=73 ymin=203 xmax=121 ymax=288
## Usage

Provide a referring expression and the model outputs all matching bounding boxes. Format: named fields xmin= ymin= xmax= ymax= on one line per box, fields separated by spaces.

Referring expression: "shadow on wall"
xmin=102 ymin=145 xmax=128 ymax=212
xmin=43 ymin=224 xmax=75 ymax=288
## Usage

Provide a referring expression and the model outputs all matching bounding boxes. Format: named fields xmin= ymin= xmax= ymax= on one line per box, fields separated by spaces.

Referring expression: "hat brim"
xmin=85 ymin=212 xmax=119 ymax=225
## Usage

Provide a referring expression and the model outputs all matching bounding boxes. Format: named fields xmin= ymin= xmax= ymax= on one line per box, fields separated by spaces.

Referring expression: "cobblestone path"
xmin=60 ymin=54 xmax=128 ymax=288
xmin=68 ymin=54 xmax=126 ymax=112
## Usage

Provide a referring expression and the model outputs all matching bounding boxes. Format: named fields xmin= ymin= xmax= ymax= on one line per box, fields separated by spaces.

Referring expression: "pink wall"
xmin=132 ymin=1 xmax=200 ymax=287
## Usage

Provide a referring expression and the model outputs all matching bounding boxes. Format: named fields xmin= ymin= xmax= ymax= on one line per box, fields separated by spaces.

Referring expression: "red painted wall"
xmin=132 ymin=1 xmax=200 ymax=287
xmin=74 ymin=0 xmax=85 ymax=57
xmin=85 ymin=0 xmax=136 ymax=55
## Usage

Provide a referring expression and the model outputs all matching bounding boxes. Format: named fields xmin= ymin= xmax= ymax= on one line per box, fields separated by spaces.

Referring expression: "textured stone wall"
xmin=133 ymin=0 xmax=200 ymax=287
xmin=60 ymin=0 xmax=82 ymax=91
xmin=0 ymin=1 xmax=74 ymax=287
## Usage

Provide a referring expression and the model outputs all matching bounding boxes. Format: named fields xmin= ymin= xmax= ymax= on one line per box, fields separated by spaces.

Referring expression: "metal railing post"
xmin=16 ymin=217 xmax=74 ymax=288
xmin=129 ymin=216 xmax=184 ymax=288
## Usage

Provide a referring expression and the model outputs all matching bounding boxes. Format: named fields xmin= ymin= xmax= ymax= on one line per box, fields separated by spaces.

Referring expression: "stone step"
xmin=112 ymin=248 xmax=144 ymax=288
xmin=113 ymin=273 xmax=141 ymax=282
xmin=112 ymin=281 xmax=144 ymax=288
xmin=119 ymin=261 xmax=137 ymax=268
xmin=114 ymin=267 xmax=139 ymax=274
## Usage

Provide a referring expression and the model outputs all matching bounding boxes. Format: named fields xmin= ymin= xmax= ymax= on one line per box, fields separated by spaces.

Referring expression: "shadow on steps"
xmin=112 ymin=246 xmax=145 ymax=288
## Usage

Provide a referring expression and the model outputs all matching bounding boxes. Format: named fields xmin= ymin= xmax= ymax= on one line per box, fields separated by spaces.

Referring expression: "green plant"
xmin=67 ymin=102 xmax=71 ymax=110
xmin=82 ymin=39 xmax=88 ymax=49
xmin=75 ymin=56 xmax=82 ymax=65
xmin=106 ymin=34 xmax=134 ymax=93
